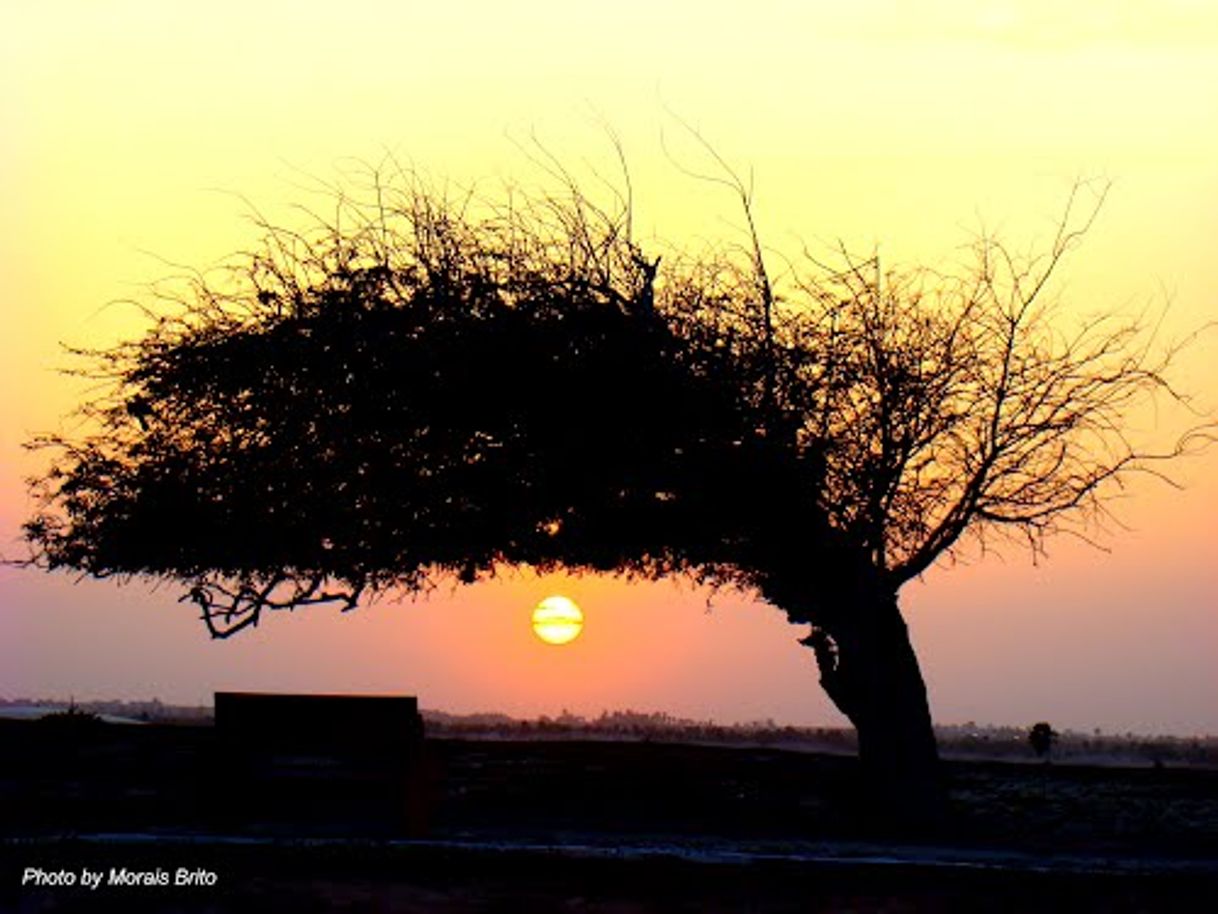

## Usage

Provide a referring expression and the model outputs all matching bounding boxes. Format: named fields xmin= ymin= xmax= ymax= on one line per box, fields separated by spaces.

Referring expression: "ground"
xmin=2 ymin=719 xmax=1216 ymax=911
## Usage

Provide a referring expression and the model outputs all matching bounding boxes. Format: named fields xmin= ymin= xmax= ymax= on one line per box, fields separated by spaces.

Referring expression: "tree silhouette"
xmin=1029 ymin=722 xmax=1057 ymax=761
xmin=20 ymin=163 xmax=1206 ymax=820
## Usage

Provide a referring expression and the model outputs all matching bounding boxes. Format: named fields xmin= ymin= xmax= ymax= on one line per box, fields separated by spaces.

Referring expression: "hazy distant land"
xmin=3 ymin=697 xmax=1214 ymax=768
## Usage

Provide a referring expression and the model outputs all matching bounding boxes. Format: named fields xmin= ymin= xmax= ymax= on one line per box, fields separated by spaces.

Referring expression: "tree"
xmin=1029 ymin=722 xmax=1057 ymax=762
xmin=19 ymin=163 xmax=1206 ymax=821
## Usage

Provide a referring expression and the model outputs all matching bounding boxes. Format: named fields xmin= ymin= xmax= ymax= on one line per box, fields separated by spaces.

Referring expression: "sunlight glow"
xmin=532 ymin=595 xmax=584 ymax=646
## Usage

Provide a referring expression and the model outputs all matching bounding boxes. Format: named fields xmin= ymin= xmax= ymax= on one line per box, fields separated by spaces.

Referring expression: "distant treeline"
xmin=3 ymin=698 xmax=1214 ymax=767
xmin=932 ymin=721 xmax=1218 ymax=767
xmin=0 ymin=697 xmax=211 ymax=725
xmin=423 ymin=709 xmax=1218 ymax=767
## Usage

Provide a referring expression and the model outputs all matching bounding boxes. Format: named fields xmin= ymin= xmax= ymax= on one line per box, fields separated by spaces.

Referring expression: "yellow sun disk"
xmin=532 ymin=596 xmax=583 ymax=645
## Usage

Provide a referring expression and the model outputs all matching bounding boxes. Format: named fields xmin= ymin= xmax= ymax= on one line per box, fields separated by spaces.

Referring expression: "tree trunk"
xmin=800 ymin=585 xmax=944 ymax=826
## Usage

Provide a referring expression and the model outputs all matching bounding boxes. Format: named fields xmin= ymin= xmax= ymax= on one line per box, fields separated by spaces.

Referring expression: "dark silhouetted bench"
xmin=213 ymin=692 xmax=426 ymax=833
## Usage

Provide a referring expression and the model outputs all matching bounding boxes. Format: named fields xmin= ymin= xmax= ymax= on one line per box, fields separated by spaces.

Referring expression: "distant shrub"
xmin=1029 ymin=722 xmax=1057 ymax=761
xmin=38 ymin=705 xmax=104 ymax=732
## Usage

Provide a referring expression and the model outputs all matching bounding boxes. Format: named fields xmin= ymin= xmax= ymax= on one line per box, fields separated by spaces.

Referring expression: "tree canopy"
xmin=23 ymin=174 xmax=797 ymax=635
xmin=22 ymin=170 xmax=1200 ymax=644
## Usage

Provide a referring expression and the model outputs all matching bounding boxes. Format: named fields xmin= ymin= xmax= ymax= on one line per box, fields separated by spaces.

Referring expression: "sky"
xmin=1 ymin=1 xmax=1216 ymax=735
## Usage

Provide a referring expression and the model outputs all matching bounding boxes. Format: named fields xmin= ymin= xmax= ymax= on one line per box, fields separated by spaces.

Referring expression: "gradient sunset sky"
xmin=2 ymin=2 xmax=1215 ymax=734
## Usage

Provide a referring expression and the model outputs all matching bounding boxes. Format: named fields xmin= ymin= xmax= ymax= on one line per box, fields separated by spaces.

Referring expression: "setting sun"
xmin=531 ymin=596 xmax=584 ymax=646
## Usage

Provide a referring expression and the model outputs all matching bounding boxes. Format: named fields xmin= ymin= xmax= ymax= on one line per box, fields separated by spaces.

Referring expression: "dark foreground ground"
xmin=2 ymin=719 xmax=1216 ymax=912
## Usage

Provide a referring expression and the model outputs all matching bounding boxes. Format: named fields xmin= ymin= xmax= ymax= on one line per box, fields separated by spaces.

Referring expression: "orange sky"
xmin=2 ymin=2 xmax=1216 ymax=733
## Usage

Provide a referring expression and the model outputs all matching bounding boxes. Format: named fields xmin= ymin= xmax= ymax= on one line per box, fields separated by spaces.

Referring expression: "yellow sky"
xmin=1 ymin=1 xmax=1215 ymax=732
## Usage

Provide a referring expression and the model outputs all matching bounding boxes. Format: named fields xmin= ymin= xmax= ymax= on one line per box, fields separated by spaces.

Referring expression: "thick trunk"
xmin=800 ymin=586 xmax=944 ymax=825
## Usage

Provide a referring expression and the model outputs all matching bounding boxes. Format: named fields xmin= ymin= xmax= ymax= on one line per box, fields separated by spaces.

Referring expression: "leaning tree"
xmin=20 ymin=163 xmax=1204 ymax=818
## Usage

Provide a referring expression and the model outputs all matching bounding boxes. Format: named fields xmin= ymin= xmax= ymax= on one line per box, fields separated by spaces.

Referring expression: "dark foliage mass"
xmin=33 ymin=263 xmax=769 ymax=620
xmin=22 ymin=174 xmax=818 ymax=636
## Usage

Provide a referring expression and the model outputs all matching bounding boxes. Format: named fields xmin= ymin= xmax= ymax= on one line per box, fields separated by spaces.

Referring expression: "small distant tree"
xmin=18 ymin=158 xmax=1208 ymax=820
xmin=1029 ymin=722 xmax=1058 ymax=761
